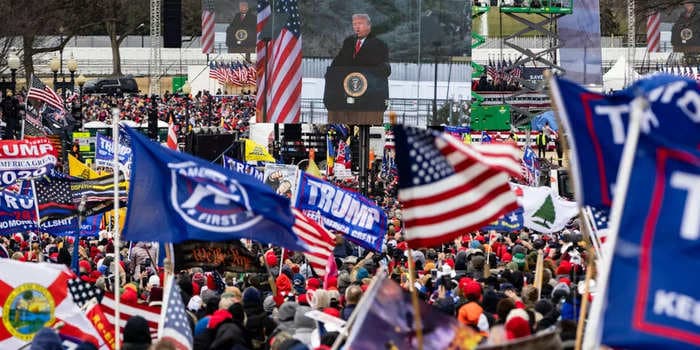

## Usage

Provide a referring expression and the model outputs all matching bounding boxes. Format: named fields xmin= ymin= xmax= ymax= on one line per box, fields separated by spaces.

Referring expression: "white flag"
xmin=515 ymin=184 xmax=579 ymax=233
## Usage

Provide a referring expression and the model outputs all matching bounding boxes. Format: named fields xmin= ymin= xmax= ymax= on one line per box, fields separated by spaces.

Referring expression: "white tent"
xmin=83 ymin=121 xmax=109 ymax=129
xmin=604 ymin=56 xmax=640 ymax=91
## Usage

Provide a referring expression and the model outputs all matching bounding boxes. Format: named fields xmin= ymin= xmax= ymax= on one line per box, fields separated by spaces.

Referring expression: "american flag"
xmin=394 ymin=125 xmax=521 ymax=248
xmin=292 ymin=208 xmax=335 ymax=277
xmin=23 ymin=103 xmax=47 ymax=136
xmin=34 ymin=172 xmax=77 ymax=219
xmin=27 ymin=75 xmax=64 ymax=111
xmin=256 ymin=0 xmax=302 ymax=123
xmin=201 ymin=0 xmax=215 ymax=54
xmin=587 ymin=205 xmax=609 ymax=243
xmin=167 ymin=116 xmax=178 ymax=150
xmin=647 ymin=12 xmax=660 ymax=53
xmin=209 ymin=61 xmax=221 ymax=81
xmin=487 ymin=58 xmax=497 ymax=80
xmin=256 ymin=0 xmax=271 ymax=119
xmin=68 ymin=277 xmax=104 ymax=307
xmin=102 ymin=292 xmax=160 ymax=341
xmin=159 ymin=275 xmax=193 ymax=350
xmin=335 ymin=139 xmax=351 ymax=168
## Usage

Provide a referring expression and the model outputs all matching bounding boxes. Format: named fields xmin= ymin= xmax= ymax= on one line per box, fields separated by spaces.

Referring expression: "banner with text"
xmin=223 ymin=155 xmax=264 ymax=182
xmin=295 ymin=172 xmax=386 ymax=252
xmin=0 ymin=190 xmax=38 ymax=235
xmin=601 ymin=133 xmax=700 ymax=349
xmin=0 ymin=138 xmax=58 ymax=187
xmin=95 ymin=133 xmax=132 ymax=171
xmin=173 ymin=240 xmax=266 ymax=273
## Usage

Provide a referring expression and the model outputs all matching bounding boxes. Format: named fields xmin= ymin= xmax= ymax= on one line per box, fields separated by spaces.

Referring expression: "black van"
xmin=82 ymin=76 xmax=139 ymax=95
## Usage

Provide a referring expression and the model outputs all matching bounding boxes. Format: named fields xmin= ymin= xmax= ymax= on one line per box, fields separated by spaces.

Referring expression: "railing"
xmin=299 ymin=98 xmax=453 ymax=126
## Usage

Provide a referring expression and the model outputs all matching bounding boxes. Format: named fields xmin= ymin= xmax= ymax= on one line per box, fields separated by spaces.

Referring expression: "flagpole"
xmin=583 ymin=96 xmax=646 ymax=350
xmin=30 ymin=179 xmax=41 ymax=233
xmin=406 ymin=248 xmax=424 ymax=350
xmin=544 ymin=70 xmax=613 ymax=350
xmin=111 ymin=107 xmax=122 ymax=350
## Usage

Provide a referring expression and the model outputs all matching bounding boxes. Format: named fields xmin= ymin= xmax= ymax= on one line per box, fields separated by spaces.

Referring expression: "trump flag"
xmin=600 ymin=133 xmax=700 ymax=349
xmin=550 ymin=74 xmax=700 ymax=208
xmin=122 ymin=127 xmax=307 ymax=251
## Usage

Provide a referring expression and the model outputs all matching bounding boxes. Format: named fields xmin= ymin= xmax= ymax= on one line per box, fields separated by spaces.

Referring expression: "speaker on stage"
xmin=164 ymin=0 xmax=182 ymax=48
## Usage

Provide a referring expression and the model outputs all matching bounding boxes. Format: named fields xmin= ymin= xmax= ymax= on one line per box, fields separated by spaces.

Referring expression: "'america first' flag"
xmin=599 ymin=133 xmax=700 ymax=349
xmin=394 ymin=125 xmax=521 ymax=248
xmin=550 ymin=74 xmax=700 ymax=208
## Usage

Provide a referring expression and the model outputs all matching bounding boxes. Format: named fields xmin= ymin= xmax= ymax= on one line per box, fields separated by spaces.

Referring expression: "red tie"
xmin=354 ymin=39 xmax=362 ymax=57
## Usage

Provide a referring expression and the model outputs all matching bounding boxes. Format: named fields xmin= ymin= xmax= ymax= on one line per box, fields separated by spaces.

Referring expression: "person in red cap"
xmin=457 ymin=280 xmax=489 ymax=336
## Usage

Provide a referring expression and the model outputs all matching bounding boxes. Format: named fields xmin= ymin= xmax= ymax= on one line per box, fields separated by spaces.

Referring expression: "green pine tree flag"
xmin=532 ymin=194 xmax=556 ymax=229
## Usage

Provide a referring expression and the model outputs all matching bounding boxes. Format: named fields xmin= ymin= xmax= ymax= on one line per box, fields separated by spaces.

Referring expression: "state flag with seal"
xmin=0 ymin=259 xmax=106 ymax=349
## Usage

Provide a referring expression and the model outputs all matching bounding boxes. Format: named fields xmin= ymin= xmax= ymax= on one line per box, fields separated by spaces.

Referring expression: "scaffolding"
xmin=498 ymin=0 xmax=574 ymax=126
xmin=471 ymin=4 xmax=490 ymax=106
xmin=149 ymin=0 xmax=162 ymax=96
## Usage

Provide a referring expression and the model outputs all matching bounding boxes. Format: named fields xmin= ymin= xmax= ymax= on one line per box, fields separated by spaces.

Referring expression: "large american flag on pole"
xmin=646 ymin=12 xmax=660 ymax=53
xmin=201 ymin=0 xmax=215 ymax=54
xmin=27 ymin=75 xmax=64 ymax=111
xmin=256 ymin=0 xmax=301 ymax=123
xmin=394 ymin=125 xmax=522 ymax=248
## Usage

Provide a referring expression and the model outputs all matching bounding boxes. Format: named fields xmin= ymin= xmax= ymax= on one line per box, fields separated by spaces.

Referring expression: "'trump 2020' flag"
xmin=599 ymin=133 xmax=700 ymax=349
xmin=0 ymin=189 xmax=37 ymax=235
xmin=0 ymin=138 xmax=58 ymax=188
xmin=123 ymin=127 xmax=306 ymax=251
xmin=394 ymin=125 xmax=521 ymax=248
xmin=296 ymin=172 xmax=386 ymax=252
xmin=0 ymin=259 xmax=106 ymax=349
xmin=550 ymin=74 xmax=700 ymax=207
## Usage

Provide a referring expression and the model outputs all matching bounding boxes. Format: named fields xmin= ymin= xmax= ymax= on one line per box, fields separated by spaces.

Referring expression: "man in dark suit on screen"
xmin=331 ymin=14 xmax=391 ymax=77
xmin=226 ymin=1 xmax=256 ymax=53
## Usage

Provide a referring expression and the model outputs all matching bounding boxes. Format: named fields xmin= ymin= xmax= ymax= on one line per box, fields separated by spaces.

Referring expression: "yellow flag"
xmin=244 ymin=139 xmax=276 ymax=163
xmin=69 ymin=154 xmax=100 ymax=179
xmin=104 ymin=208 xmax=127 ymax=234
xmin=306 ymin=149 xmax=322 ymax=178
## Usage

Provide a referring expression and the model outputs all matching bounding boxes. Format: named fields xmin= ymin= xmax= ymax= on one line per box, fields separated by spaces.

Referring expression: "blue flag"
xmin=122 ymin=127 xmax=306 ymax=250
xmin=80 ymin=214 xmax=103 ymax=237
xmin=94 ymin=132 xmax=133 ymax=170
xmin=295 ymin=172 xmax=386 ymax=252
xmin=41 ymin=216 xmax=79 ymax=236
xmin=482 ymin=208 xmax=524 ymax=232
xmin=551 ymin=74 xmax=700 ymax=207
xmin=222 ymin=155 xmax=264 ymax=182
xmin=601 ymin=133 xmax=700 ymax=349
xmin=0 ymin=189 xmax=38 ymax=235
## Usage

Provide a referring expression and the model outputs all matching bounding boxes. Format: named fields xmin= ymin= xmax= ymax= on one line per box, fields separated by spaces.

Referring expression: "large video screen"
xmin=671 ymin=1 xmax=700 ymax=53
xmin=213 ymin=0 xmax=471 ymax=62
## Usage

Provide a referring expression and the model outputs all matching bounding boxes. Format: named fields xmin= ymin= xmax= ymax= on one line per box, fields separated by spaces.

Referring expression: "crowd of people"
xmin=1 ymin=89 xmax=256 ymax=142
xmin=0 ymin=135 xmax=587 ymax=349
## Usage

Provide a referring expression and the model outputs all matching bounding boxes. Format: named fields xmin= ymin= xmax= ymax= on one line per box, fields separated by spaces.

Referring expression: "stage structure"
xmin=498 ymin=0 xmax=573 ymax=127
